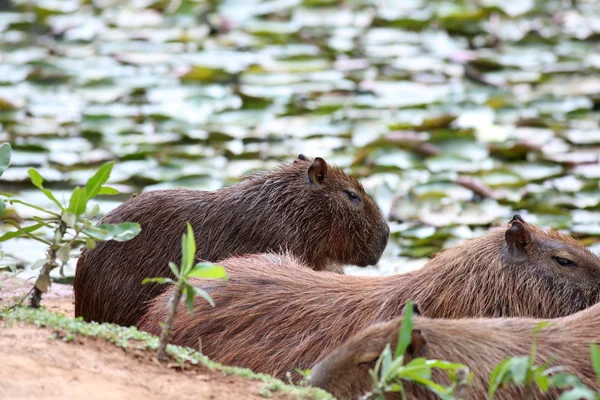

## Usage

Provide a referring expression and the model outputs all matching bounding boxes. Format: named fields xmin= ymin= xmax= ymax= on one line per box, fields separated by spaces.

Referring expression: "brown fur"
xmin=308 ymin=304 xmax=600 ymax=399
xmin=137 ymin=217 xmax=600 ymax=379
xmin=74 ymin=156 xmax=389 ymax=327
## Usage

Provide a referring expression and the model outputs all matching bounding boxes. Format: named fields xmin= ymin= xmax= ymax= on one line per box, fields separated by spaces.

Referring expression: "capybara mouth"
xmin=361 ymin=251 xmax=384 ymax=267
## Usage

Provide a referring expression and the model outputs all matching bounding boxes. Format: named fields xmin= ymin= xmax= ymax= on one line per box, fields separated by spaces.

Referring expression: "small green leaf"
xmin=56 ymin=245 xmax=70 ymax=265
xmin=169 ymin=262 xmax=180 ymax=277
xmin=61 ymin=211 xmax=77 ymax=228
xmin=28 ymin=168 xmax=63 ymax=210
xmin=508 ymin=357 xmax=529 ymax=386
xmin=97 ymin=186 xmax=119 ymax=195
xmin=187 ymin=263 xmax=228 ymax=279
xmin=425 ymin=360 xmax=470 ymax=371
xmin=85 ymin=237 xmax=96 ymax=249
xmin=68 ymin=186 xmax=87 ymax=215
xmin=381 ymin=344 xmax=393 ymax=377
xmin=0 ymin=222 xmax=45 ymax=242
xmin=83 ymin=222 xmax=141 ymax=241
xmin=551 ymin=372 xmax=582 ymax=389
xmin=0 ymin=199 xmax=5 ymax=216
xmin=84 ymin=162 xmax=114 ymax=200
xmin=88 ymin=203 xmax=100 ymax=218
xmin=191 ymin=286 xmax=215 ymax=307
xmin=30 ymin=258 xmax=46 ymax=270
xmin=558 ymin=387 xmax=597 ymax=400
xmin=536 ymin=375 xmax=550 ymax=392
xmin=591 ymin=344 xmax=600 ymax=389
xmin=185 ymin=285 xmax=196 ymax=313
xmin=35 ymin=274 xmax=51 ymax=293
xmin=181 ymin=223 xmax=196 ymax=274
xmin=489 ymin=358 xmax=513 ymax=399
xmin=142 ymin=277 xmax=174 ymax=285
xmin=0 ymin=142 xmax=10 ymax=178
xmin=396 ymin=300 xmax=414 ymax=358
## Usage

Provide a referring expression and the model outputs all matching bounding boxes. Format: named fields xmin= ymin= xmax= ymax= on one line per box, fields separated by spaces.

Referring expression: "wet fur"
xmin=74 ymin=157 xmax=389 ymax=327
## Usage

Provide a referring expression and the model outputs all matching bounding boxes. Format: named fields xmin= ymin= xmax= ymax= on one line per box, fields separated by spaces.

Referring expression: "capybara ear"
xmin=406 ymin=329 xmax=427 ymax=358
xmin=509 ymin=214 xmax=525 ymax=224
xmin=294 ymin=154 xmax=309 ymax=164
xmin=505 ymin=217 xmax=531 ymax=251
xmin=308 ymin=157 xmax=328 ymax=185
xmin=402 ymin=302 xmax=421 ymax=317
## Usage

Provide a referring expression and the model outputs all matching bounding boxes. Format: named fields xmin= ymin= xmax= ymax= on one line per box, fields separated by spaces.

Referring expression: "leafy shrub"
xmin=0 ymin=142 xmax=141 ymax=308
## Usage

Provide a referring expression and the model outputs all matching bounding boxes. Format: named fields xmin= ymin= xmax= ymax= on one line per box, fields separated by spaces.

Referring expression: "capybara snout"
xmin=363 ymin=220 xmax=389 ymax=267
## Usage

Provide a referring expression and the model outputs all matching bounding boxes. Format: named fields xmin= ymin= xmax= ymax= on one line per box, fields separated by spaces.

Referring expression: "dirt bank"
xmin=0 ymin=325 xmax=290 ymax=400
xmin=0 ymin=279 xmax=322 ymax=400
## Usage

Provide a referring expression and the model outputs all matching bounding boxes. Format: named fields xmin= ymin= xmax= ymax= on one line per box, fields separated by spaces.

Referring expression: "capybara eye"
xmin=553 ymin=256 xmax=578 ymax=268
xmin=358 ymin=358 xmax=378 ymax=369
xmin=344 ymin=190 xmax=361 ymax=203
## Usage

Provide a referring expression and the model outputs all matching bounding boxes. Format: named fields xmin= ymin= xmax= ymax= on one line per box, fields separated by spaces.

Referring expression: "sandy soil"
xmin=0 ymin=279 xmax=293 ymax=400
xmin=0 ymin=326 xmax=288 ymax=400
xmin=0 ymin=278 xmax=76 ymax=317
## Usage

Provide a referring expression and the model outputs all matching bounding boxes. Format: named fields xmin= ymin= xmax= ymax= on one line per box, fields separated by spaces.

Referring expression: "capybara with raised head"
xmin=308 ymin=302 xmax=600 ymax=400
xmin=137 ymin=215 xmax=600 ymax=378
xmin=74 ymin=155 xmax=389 ymax=327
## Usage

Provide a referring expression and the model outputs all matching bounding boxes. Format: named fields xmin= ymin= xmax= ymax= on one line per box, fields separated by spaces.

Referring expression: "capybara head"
xmin=501 ymin=214 xmax=600 ymax=304
xmin=414 ymin=214 xmax=600 ymax=318
xmin=282 ymin=155 xmax=389 ymax=267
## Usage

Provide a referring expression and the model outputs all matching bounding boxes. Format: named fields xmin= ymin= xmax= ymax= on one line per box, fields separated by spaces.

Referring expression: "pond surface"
xmin=2 ymin=0 xmax=600 ymax=279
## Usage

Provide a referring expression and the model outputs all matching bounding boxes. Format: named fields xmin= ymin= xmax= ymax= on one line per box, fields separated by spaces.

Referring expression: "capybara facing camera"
xmin=74 ymin=155 xmax=389 ymax=327
xmin=137 ymin=215 xmax=600 ymax=379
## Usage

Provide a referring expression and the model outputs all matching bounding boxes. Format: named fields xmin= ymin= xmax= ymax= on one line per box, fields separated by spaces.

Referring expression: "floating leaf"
xmin=0 ymin=142 xmax=11 ymax=178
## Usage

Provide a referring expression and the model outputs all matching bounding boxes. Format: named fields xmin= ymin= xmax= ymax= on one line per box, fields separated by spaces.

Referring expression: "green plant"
xmin=142 ymin=222 xmax=228 ymax=363
xmin=0 ymin=142 xmax=141 ymax=308
xmin=552 ymin=344 xmax=600 ymax=400
xmin=488 ymin=321 xmax=564 ymax=400
xmin=364 ymin=300 xmax=472 ymax=400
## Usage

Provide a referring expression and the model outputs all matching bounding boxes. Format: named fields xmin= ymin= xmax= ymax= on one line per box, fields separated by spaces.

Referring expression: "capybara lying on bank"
xmin=308 ymin=302 xmax=600 ymax=399
xmin=74 ymin=155 xmax=389 ymax=327
xmin=137 ymin=215 xmax=600 ymax=378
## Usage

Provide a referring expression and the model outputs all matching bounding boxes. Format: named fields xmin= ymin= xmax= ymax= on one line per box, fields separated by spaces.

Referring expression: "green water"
xmin=2 ymin=0 xmax=600 ymax=279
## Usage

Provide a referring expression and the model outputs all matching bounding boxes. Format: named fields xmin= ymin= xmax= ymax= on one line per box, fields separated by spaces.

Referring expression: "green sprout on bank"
xmin=364 ymin=300 xmax=472 ymax=400
xmin=0 ymin=142 xmax=141 ymax=308
xmin=142 ymin=222 xmax=228 ymax=363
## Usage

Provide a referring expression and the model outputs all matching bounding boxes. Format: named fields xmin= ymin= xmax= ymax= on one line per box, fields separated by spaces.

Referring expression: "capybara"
xmin=74 ymin=155 xmax=389 ymax=327
xmin=137 ymin=215 xmax=600 ymax=378
xmin=308 ymin=302 xmax=600 ymax=399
